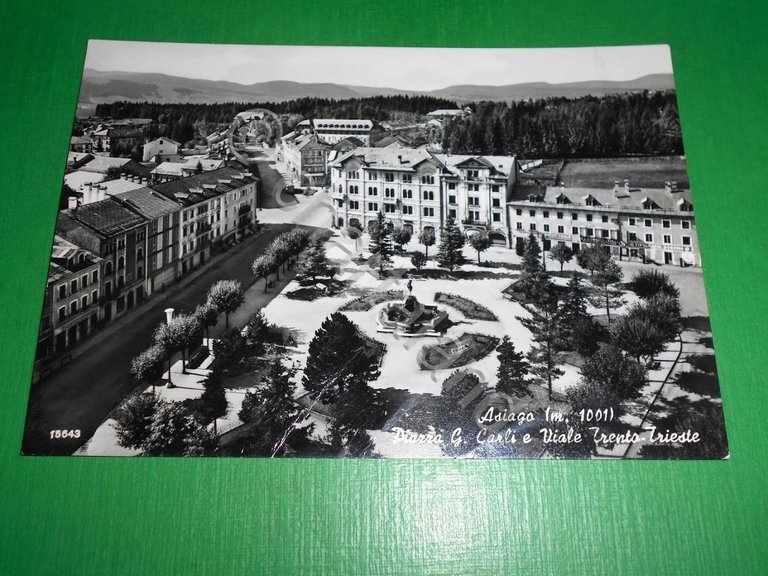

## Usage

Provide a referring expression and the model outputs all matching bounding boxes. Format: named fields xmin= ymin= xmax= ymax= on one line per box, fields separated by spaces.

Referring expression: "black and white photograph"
xmin=22 ymin=41 xmax=728 ymax=459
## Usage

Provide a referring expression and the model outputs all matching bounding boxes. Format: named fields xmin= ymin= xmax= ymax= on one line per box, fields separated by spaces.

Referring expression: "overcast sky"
xmin=85 ymin=41 xmax=673 ymax=91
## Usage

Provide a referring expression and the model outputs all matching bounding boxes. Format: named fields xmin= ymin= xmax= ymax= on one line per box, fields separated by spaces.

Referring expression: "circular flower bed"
xmin=433 ymin=292 xmax=498 ymax=321
xmin=417 ymin=333 xmax=500 ymax=370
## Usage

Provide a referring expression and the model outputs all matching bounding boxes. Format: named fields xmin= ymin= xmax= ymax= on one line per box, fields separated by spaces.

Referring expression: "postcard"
xmin=21 ymin=41 xmax=728 ymax=458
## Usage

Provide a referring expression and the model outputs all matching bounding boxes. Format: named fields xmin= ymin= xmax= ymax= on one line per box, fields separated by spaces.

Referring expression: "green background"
xmin=1 ymin=1 xmax=766 ymax=574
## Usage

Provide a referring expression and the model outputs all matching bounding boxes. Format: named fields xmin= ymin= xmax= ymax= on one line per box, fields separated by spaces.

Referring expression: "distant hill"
xmin=78 ymin=69 xmax=675 ymax=106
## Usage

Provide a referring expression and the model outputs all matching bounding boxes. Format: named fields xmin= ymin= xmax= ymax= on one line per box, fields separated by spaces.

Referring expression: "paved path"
xmin=22 ymin=223 xmax=300 ymax=455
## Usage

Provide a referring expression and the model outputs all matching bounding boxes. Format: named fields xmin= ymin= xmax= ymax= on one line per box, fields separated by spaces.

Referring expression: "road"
xmin=22 ymin=223 xmax=300 ymax=455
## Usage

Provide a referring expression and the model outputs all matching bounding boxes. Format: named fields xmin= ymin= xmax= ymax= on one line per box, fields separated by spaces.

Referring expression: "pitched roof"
xmin=510 ymin=184 xmax=693 ymax=213
xmin=64 ymin=171 xmax=105 ymax=190
xmin=70 ymin=136 xmax=93 ymax=145
xmin=312 ymin=119 xmax=375 ymax=130
xmin=330 ymin=146 xmax=440 ymax=171
xmin=144 ymin=137 xmax=180 ymax=147
xmin=435 ymin=154 xmax=516 ymax=177
xmin=80 ymin=156 xmax=133 ymax=174
xmin=63 ymin=198 xmax=147 ymax=237
xmin=112 ymin=187 xmax=181 ymax=220
xmin=151 ymin=165 xmax=257 ymax=206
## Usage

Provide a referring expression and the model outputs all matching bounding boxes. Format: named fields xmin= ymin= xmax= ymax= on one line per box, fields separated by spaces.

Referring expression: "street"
xmin=22 ymin=223 xmax=302 ymax=455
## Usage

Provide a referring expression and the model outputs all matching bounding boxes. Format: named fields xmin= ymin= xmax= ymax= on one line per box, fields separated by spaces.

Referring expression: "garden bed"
xmin=339 ymin=289 xmax=403 ymax=311
xmin=417 ymin=333 xmax=500 ymax=370
xmin=434 ymin=292 xmax=498 ymax=321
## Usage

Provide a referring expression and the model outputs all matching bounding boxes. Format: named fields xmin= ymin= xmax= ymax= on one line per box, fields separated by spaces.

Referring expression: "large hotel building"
xmin=508 ymin=158 xmax=698 ymax=266
xmin=329 ymin=146 xmax=515 ymax=245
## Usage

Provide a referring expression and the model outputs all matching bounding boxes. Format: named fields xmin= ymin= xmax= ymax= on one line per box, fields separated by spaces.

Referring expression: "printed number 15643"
xmin=50 ymin=429 xmax=81 ymax=439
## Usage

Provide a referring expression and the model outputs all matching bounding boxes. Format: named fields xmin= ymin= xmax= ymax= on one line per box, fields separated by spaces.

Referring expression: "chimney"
xmin=560 ymin=181 xmax=565 ymax=193
xmin=67 ymin=196 xmax=78 ymax=210
xmin=624 ymin=179 xmax=630 ymax=193
xmin=613 ymin=180 xmax=620 ymax=194
xmin=97 ymin=185 xmax=106 ymax=202
xmin=671 ymin=181 xmax=677 ymax=191
xmin=665 ymin=181 xmax=672 ymax=193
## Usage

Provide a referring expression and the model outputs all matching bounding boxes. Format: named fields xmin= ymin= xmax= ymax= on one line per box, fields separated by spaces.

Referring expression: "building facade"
xmin=329 ymin=148 xmax=516 ymax=242
xmin=34 ymin=237 xmax=103 ymax=380
xmin=280 ymin=132 xmax=332 ymax=186
xmin=152 ymin=165 xmax=259 ymax=277
xmin=309 ymin=119 xmax=384 ymax=146
xmin=507 ymin=180 xmax=699 ymax=266
xmin=142 ymin=137 xmax=180 ymax=162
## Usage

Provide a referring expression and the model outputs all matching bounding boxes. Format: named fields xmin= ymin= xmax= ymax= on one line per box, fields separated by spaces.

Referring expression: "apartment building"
xmin=34 ymin=236 xmax=104 ymax=380
xmin=307 ymin=119 xmax=385 ymax=146
xmin=152 ymin=165 xmax=259 ymax=276
xmin=279 ymin=132 xmax=332 ymax=186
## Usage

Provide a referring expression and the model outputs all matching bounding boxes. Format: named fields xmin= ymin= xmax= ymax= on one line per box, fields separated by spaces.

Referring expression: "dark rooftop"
xmin=63 ymin=198 xmax=146 ymax=237
xmin=112 ymin=187 xmax=181 ymax=220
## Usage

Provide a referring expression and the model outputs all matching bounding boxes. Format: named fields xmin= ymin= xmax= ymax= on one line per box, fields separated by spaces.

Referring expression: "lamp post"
xmin=164 ymin=308 xmax=174 ymax=388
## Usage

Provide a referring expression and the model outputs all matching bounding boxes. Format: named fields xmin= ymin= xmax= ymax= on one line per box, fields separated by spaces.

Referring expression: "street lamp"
xmin=164 ymin=308 xmax=174 ymax=323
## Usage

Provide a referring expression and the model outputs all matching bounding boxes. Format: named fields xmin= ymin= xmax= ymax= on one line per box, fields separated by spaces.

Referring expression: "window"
xmin=402 ymin=189 xmax=413 ymax=199
xmin=644 ymin=219 xmax=653 ymax=227
xmin=468 ymin=184 xmax=479 ymax=192
xmin=493 ymin=213 xmax=501 ymax=222
xmin=516 ymin=209 xmax=522 ymax=216
xmin=571 ymin=213 xmax=578 ymax=220
xmin=516 ymin=222 xmax=523 ymax=230
xmin=586 ymin=214 xmax=593 ymax=222
xmin=628 ymin=232 xmax=637 ymax=242
xmin=629 ymin=217 xmax=636 ymax=226
xmin=491 ymin=185 xmax=500 ymax=192
xmin=81 ymin=274 xmax=88 ymax=287
xmin=448 ymin=195 xmax=457 ymax=204
xmin=421 ymin=175 xmax=435 ymax=185
xmin=403 ymin=205 xmax=413 ymax=215
xmin=448 ymin=182 xmax=456 ymax=190
xmin=368 ymin=187 xmax=378 ymax=196
xmin=586 ymin=228 xmax=594 ymax=237
xmin=70 ymin=301 xmax=78 ymax=315
xmin=105 ymin=281 xmax=112 ymax=297
xmin=645 ymin=233 xmax=653 ymax=243
xmin=663 ymin=235 xmax=672 ymax=244
xmin=368 ymin=202 xmax=378 ymax=212
xmin=601 ymin=215 xmax=609 ymax=223
xmin=70 ymin=279 xmax=77 ymax=293
xmin=682 ymin=221 xmax=691 ymax=229
xmin=58 ymin=285 xmax=66 ymax=300
xmin=423 ymin=190 xmax=434 ymax=201
xmin=385 ymin=173 xmax=394 ymax=182
xmin=81 ymin=295 xmax=88 ymax=309
xmin=58 ymin=307 xmax=66 ymax=321
xmin=92 ymin=270 xmax=98 ymax=283
xmin=543 ymin=211 xmax=549 ymax=218
xmin=682 ymin=236 xmax=691 ymax=246
xmin=572 ymin=227 xmax=579 ymax=235
xmin=91 ymin=290 xmax=98 ymax=303
xmin=529 ymin=210 xmax=536 ymax=217
xmin=469 ymin=197 xmax=480 ymax=206
xmin=492 ymin=198 xmax=500 ymax=207
xmin=601 ymin=229 xmax=609 ymax=238
xmin=117 ymin=296 xmax=125 ymax=313
xmin=402 ymin=175 xmax=412 ymax=183
xmin=557 ymin=225 xmax=565 ymax=234
xmin=350 ymin=185 xmax=359 ymax=194
xmin=543 ymin=224 xmax=550 ymax=232
xmin=529 ymin=223 xmax=537 ymax=231
xmin=118 ymin=257 xmax=125 ymax=270
xmin=384 ymin=204 xmax=396 ymax=213
xmin=557 ymin=212 xmax=563 ymax=220
xmin=663 ymin=220 xmax=671 ymax=229
xmin=136 ymin=248 xmax=143 ymax=261
xmin=449 ymin=209 xmax=457 ymax=218
xmin=385 ymin=188 xmax=395 ymax=198
xmin=349 ymin=200 xmax=359 ymax=210
xmin=424 ymin=207 xmax=435 ymax=217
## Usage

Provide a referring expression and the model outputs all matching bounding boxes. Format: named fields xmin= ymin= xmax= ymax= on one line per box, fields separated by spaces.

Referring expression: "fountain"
xmin=376 ymin=295 xmax=449 ymax=337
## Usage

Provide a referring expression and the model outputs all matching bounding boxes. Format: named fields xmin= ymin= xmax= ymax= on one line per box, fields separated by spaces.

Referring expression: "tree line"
xmin=442 ymin=91 xmax=683 ymax=158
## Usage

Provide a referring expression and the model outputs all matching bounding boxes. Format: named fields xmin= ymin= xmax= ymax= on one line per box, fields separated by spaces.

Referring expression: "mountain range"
xmin=78 ymin=68 xmax=675 ymax=106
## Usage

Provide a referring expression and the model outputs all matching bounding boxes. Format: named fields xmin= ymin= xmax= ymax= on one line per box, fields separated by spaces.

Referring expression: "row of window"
xmin=513 ymin=208 xmax=692 ymax=229
xmin=56 ymin=270 xmax=99 ymax=301
xmin=514 ymin=221 xmax=693 ymax=246
xmin=348 ymin=202 xmax=436 ymax=217
xmin=57 ymin=290 xmax=99 ymax=321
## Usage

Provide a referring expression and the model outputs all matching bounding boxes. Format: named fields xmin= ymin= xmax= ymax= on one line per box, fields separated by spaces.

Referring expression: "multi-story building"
xmin=437 ymin=154 xmax=516 ymax=246
xmin=329 ymin=147 xmax=516 ymax=243
xmin=70 ymin=136 xmax=93 ymax=153
xmin=306 ymin=119 xmax=385 ymax=146
xmin=34 ymin=236 xmax=103 ymax=380
xmin=152 ymin=165 xmax=259 ymax=276
xmin=507 ymin=179 xmax=699 ymax=266
xmin=330 ymin=147 xmax=444 ymax=236
xmin=111 ymin=187 xmax=182 ymax=293
xmin=57 ymin=199 xmax=149 ymax=323
xmin=279 ymin=132 xmax=332 ymax=186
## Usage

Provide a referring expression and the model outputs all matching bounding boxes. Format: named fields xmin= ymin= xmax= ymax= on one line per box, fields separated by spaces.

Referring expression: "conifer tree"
xmin=518 ymin=292 xmax=566 ymax=400
xmin=418 ymin=228 xmax=436 ymax=258
xmin=436 ymin=215 xmax=467 ymax=271
xmin=302 ymin=313 xmax=380 ymax=403
xmin=495 ymin=336 xmax=531 ymax=397
xmin=588 ymin=258 xmax=625 ymax=323
xmin=368 ymin=212 xmax=393 ymax=275
xmin=299 ymin=240 xmax=331 ymax=283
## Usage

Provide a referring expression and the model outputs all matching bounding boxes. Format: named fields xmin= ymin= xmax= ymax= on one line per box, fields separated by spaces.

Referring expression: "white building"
xmin=142 ymin=137 xmax=180 ymax=162
xmin=309 ymin=119 xmax=384 ymax=146
xmin=329 ymin=147 xmax=516 ymax=244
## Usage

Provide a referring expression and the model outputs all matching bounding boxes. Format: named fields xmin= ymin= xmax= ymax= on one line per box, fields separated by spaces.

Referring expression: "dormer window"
xmin=584 ymin=195 xmax=600 ymax=207
xmin=641 ymin=197 xmax=660 ymax=210
xmin=678 ymin=199 xmax=693 ymax=212
xmin=555 ymin=193 xmax=570 ymax=205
